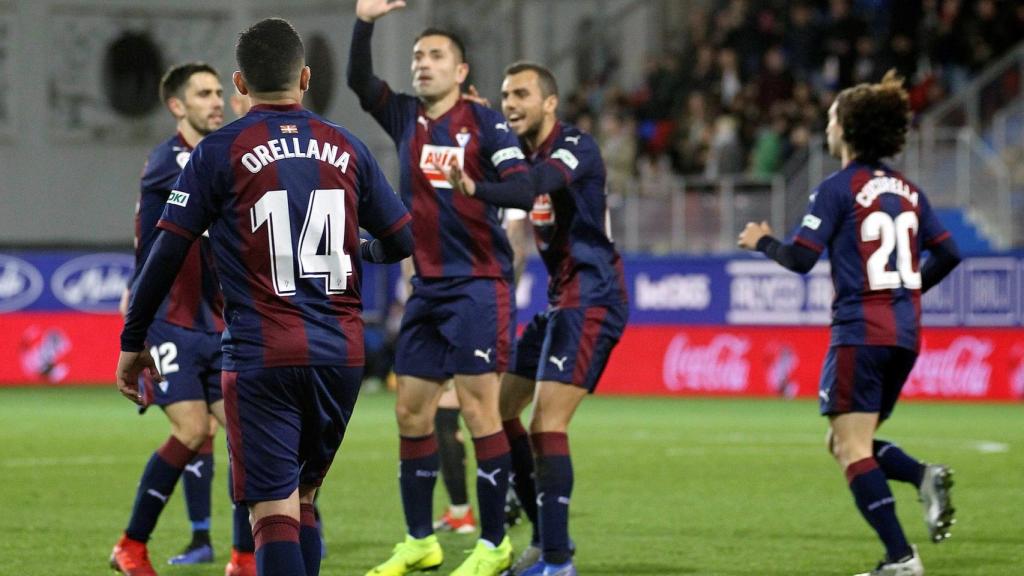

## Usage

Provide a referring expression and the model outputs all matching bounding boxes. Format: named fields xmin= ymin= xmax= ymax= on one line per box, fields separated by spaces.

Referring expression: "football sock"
xmin=846 ymin=457 xmax=912 ymax=562
xmin=473 ymin=432 xmax=511 ymax=546
xmin=436 ymin=407 xmax=469 ymax=506
xmin=299 ymin=503 xmax=321 ymax=576
xmin=532 ymin=432 xmax=573 ymax=565
xmin=229 ymin=465 xmax=255 ymax=553
xmin=873 ymin=439 xmax=925 ymax=486
xmin=125 ymin=435 xmax=197 ymax=542
xmin=253 ymin=515 xmax=304 ymax=576
xmin=400 ymin=434 xmax=440 ymax=538
xmin=183 ymin=437 xmax=214 ymax=540
xmin=504 ymin=418 xmax=540 ymax=545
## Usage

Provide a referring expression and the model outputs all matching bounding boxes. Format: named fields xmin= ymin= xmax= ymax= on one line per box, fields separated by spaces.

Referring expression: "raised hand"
xmin=461 ymin=85 xmax=490 ymax=107
xmin=433 ymin=158 xmax=476 ymax=197
xmin=356 ymin=0 xmax=407 ymax=23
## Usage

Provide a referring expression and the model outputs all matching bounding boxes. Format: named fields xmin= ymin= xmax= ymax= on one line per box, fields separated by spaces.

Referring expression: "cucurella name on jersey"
xmin=239 ymin=137 xmax=351 ymax=174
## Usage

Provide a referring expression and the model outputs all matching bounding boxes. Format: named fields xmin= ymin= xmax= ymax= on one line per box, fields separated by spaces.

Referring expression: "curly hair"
xmin=835 ymin=70 xmax=910 ymax=162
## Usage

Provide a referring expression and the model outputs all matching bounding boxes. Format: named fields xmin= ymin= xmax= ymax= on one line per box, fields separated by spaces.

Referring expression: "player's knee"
xmin=394 ymin=401 xmax=431 ymax=433
xmin=825 ymin=428 xmax=837 ymax=458
xmin=173 ymin=422 xmax=211 ymax=450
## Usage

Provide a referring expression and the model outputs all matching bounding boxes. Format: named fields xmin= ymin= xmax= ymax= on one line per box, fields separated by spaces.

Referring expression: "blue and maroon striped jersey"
xmin=134 ymin=133 xmax=225 ymax=334
xmin=358 ymin=84 xmax=529 ymax=280
xmin=525 ymin=122 xmax=628 ymax=308
xmin=156 ymin=104 xmax=410 ymax=370
xmin=793 ymin=161 xmax=950 ymax=351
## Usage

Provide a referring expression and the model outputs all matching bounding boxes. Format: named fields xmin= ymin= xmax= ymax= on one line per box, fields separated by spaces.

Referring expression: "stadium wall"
xmin=2 ymin=250 xmax=1021 ymax=402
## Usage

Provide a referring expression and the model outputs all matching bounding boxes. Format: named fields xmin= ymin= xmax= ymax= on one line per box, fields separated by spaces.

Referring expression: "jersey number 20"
xmin=251 ymin=189 xmax=353 ymax=296
xmin=860 ymin=211 xmax=921 ymax=290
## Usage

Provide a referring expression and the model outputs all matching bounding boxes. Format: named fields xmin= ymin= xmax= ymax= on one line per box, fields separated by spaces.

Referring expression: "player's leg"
xmin=171 ymin=413 xmax=217 ymax=565
xmin=519 ymin=304 xmax=626 ymax=576
xmin=823 ymin=346 xmax=918 ymax=574
xmin=210 ymin=399 xmax=256 ymax=576
xmin=298 ymin=486 xmax=320 ymax=576
xmin=434 ymin=383 xmax=475 ymax=533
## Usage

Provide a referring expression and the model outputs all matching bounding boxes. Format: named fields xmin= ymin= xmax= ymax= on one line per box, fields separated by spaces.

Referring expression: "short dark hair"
xmin=414 ymin=28 xmax=466 ymax=63
xmin=504 ymin=61 xmax=559 ymax=98
xmin=160 ymin=62 xmax=218 ymax=103
xmin=236 ymin=18 xmax=305 ymax=93
xmin=835 ymin=70 xmax=910 ymax=162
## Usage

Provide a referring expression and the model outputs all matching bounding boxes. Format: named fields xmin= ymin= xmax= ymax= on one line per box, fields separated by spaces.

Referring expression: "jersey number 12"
xmin=250 ymin=189 xmax=352 ymax=296
xmin=861 ymin=210 xmax=921 ymax=290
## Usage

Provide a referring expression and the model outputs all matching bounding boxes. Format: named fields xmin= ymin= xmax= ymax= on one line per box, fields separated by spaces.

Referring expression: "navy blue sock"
xmin=400 ymin=434 xmax=439 ymax=538
xmin=299 ymin=503 xmax=321 ymax=576
xmin=253 ymin=515 xmax=304 ymax=576
xmin=873 ymin=440 xmax=925 ymax=486
xmin=183 ymin=437 xmax=214 ymax=539
xmin=504 ymin=419 xmax=539 ymax=545
xmin=126 ymin=436 xmax=197 ymax=542
xmin=532 ymin=432 xmax=573 ymax=565
xmin=473 ymin=432 xmax=511 ymax=546
xmin=228 ymin=462 xmax=255 ymax=553
xmin=847 ymin=458 xmax=912 ymax=562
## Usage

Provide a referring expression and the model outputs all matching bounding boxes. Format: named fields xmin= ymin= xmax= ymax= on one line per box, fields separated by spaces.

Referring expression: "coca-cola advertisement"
xmin=600 ymin=326 xmax=1024 ymax=402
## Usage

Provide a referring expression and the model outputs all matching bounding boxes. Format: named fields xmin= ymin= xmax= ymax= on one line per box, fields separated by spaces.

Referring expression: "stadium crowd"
xmin=562 ymin=0 xmax=1024 ymax=196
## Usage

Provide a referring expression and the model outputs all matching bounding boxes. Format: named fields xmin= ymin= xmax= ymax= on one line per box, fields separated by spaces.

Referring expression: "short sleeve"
xmin=480 ymin=110 xmax=528 ymax=179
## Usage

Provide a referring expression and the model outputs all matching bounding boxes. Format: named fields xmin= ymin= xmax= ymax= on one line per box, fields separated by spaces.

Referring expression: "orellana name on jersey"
xmin=420 ymin=144 xmax=465 ymax=189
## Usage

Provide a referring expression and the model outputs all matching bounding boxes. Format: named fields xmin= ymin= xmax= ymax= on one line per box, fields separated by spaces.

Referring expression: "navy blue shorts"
xmin=222 ymin=365 xmax=362 ymax=503
xmin=139 ymin=319 xmax=222 ymax=410
xmin=394 ymin=277 xmax=515 ymax=379
xmin=510 ymin=304 xmax=628 ymax=392
xmin=818 ymin=345 xmax=918 ymax=420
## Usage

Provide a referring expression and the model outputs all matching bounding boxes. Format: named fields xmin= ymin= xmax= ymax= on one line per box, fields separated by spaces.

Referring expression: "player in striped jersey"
xmin=738 ymin=71 xmax=960 ymax=576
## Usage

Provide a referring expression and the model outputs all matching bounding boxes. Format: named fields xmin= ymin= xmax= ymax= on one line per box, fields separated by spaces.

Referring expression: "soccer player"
xmin=110 ymin=61 xmax=238 ymax=576
xmin=737 ymin=71 xmax=960 ymax=576
xmin=115 ymin=17 xmax=412 ymax=576
xmin=347 ymin=1 xmax=532 ymax=574
xmin=439 ymin=62 xmax=629 ymax=576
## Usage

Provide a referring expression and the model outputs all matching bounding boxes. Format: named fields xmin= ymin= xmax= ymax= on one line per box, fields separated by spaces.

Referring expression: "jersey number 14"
xmin=250 ymin=189 xmax=353 ymax=296
xmin=861 ymin=210 xmax=921 ymax=291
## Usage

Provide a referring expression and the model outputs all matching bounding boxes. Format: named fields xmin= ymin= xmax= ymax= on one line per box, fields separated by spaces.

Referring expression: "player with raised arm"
xmin=115 ymin=17 xmax=412 ymax=576
xmin=440 ymin=62 xmax=629 ymax=576
xmin=347 ymin=1 xmax=533 ymax=574
xmin=109 ymin=62 xmax=236 ymax=576
xmin=738 ymin=71 xmax=960 ymax=576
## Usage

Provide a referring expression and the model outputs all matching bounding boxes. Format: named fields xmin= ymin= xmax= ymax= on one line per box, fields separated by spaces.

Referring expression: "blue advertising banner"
xmin=3 ymin=251 xmax=1022 ymax=328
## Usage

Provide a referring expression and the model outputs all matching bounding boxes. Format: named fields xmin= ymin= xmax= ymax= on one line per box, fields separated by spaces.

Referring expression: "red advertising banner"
xmin=0 ymin=313 xmax=123 ymax=385
xmin=3 ymin=312 xmax=1022 ymax=403
xmin=599 ymin=326 xmax=1024 ymax=402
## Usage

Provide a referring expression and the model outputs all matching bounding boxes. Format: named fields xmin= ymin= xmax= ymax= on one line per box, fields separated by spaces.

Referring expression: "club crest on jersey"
xmin=280 ymin=124 xmax=298 ymax=134
xmin=175 ymin=151 xmax=191 ymax=169
xmin=167 ymin=190 xmax=190 ymax=207
xmin=456 ymin=128 xmax=471 ymax=148
xmin=420 ymin=144 xmax=465 ymax=189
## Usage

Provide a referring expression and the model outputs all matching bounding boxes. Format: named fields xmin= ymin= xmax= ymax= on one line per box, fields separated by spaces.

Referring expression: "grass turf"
xmin=0 ymin=387 xmax=1021 ymax=575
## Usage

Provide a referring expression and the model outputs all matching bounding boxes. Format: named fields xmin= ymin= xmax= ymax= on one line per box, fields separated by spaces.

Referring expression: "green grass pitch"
xmin=0 ymin=387 xmax=1021 ymax=575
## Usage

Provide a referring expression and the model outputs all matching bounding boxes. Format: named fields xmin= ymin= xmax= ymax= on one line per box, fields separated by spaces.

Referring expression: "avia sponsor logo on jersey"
xmin=635 ymin=273 xmax=711 ymax=311
xmin=0 ymin=255 xmax=45 ymax=312
xmin=855 ymin=175 xmax=918 ymax=208
xmin=51 ymin=253 xmax=134 ymax=312
xmin=529 ymin=194 xmax=554 ymax=226
xmin=240 ymin=138 xmax=350 ymax=175
xmin=420 ymin=144 xmax=464 ymax=189
xmin=662 ymin=333 xmax=750 ymax=392
xmin=905 ymin=336 xmax=993 ymax=397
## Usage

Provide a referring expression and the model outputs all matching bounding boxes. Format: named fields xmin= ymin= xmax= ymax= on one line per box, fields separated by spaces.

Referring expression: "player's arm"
xmin=506 ymin=213 xmax=531 ymax=284
xmin=361 ymin=223 xmax=413 ymax=264
xmin=116 ymin=230 xmax=194 ymax=404
xmin=738 ymin=221 xmax=820 ymax=274
xmin=347 ymin=0 xmax=405 ymax=110
xmin=920 ymin=236 xmax=961 ymax=293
